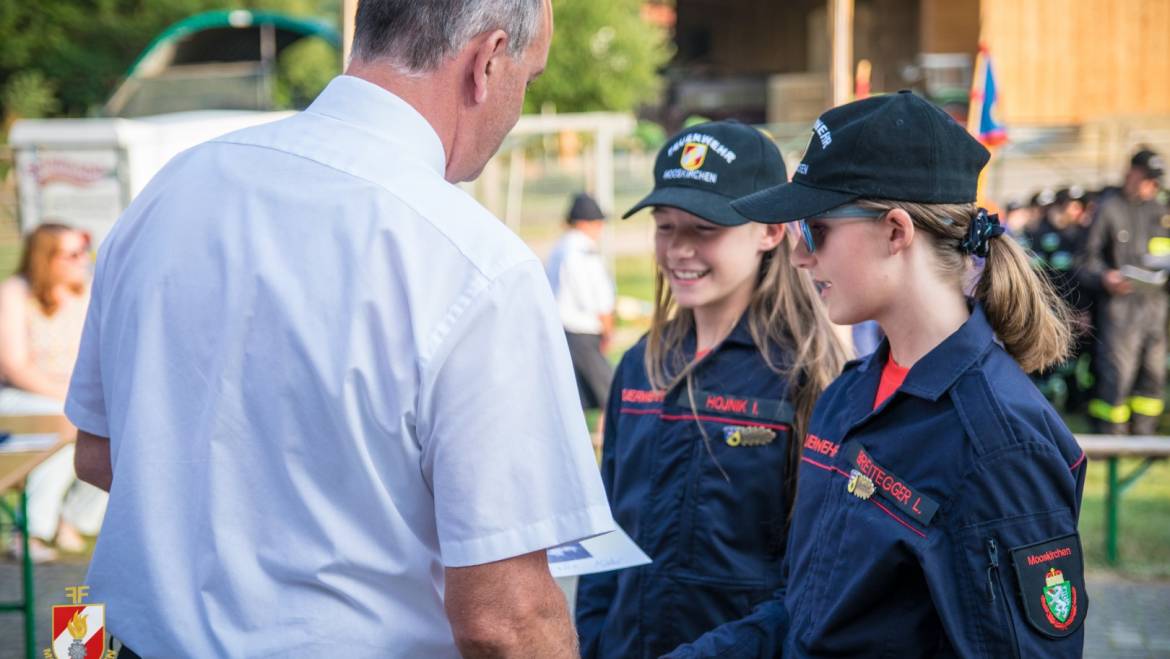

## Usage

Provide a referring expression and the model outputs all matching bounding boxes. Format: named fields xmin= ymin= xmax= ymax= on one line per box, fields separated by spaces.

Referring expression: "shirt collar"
xmin=305 ymin=75 xmax=447 ymax=176
xmin=680 ymin=311 xmax=759 ymax=359
xmin=857 ymin=301 xmax=996 ymax=401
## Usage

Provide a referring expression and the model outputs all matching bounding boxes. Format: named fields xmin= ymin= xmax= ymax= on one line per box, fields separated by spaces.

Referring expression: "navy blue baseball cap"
xmin=732 ymin=90 xmax=991 ymax=222
xmin=623 ymin=120 xmax=788 ymax=226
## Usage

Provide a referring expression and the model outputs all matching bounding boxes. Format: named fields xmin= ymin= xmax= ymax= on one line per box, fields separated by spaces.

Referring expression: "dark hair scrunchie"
xmin=959 ymin=208 xmax=1005 ymax=258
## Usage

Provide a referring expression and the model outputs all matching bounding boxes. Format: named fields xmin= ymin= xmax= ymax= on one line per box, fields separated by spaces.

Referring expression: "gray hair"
xmin=351 ymin=0 xmax=544 ymax=74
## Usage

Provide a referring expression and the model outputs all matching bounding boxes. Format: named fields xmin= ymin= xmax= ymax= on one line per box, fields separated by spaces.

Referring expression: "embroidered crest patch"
xmin=1009 ymin=533 xmax=1087 ymax=638
xmin=680 ymin=142 xmax=708 ymax=171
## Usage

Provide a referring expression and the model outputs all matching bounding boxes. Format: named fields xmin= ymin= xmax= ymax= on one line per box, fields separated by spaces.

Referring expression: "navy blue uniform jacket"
xmin=576 ymin=316 xmax=797 ymax=658
xmin=669 ymin=304 xmax=1089 ymax=658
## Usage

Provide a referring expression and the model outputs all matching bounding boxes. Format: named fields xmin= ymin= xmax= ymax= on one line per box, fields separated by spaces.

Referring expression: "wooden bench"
xmin=0 ymin=415 xmax=74 ymax=659
xmin=1075 ymin=434 xmax=1170 ymax=566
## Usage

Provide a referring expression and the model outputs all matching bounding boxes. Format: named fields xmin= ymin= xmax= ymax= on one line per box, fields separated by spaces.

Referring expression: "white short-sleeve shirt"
xmin=65 ymin=75 xmax=613 ymax=658
xmin=545 ymin=229 xmax=615 ymax=334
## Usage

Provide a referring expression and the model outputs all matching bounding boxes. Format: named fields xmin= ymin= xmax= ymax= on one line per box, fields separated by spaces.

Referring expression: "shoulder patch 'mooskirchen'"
xmin=1009 ymin=533 xmax=1087 ymax=638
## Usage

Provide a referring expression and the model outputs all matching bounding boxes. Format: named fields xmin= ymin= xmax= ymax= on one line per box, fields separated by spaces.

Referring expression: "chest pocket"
xmin=667 ymin=389 xmax=794 ymax=583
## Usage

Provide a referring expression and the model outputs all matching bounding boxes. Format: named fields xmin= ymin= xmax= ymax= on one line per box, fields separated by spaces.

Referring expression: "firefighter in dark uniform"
xmin=1080 ymin=149 xmax=1170 ymax=434
xmin=668 ymin=91 xmax=1088 ymax=658
xmin=1030 ymin=187 xmax=1093 ymax=410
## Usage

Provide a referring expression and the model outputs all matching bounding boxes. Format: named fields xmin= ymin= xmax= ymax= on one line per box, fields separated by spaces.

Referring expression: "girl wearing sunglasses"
xmin=671 ymin=92 xmax=1087 ymax=658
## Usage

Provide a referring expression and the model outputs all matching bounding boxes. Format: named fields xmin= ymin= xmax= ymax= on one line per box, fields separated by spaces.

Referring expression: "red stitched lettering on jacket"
xmin=705 ymin=395 xmax=749 ymax=414
xmin=803 ymin=434 xmax=839 ymax=458
xmin=1026 ymin=547 xmax=1073 ymax=566
xmin=856 ymin=450 xmax=912 ymax=505
xmin=621 ymin=389 xmax=665 ymax=403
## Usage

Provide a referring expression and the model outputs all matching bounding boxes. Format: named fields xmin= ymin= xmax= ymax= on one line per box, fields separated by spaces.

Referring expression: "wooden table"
xmin=1076 ymin=434 xmax=1170 ymax=566
xmin=0 ymin=415 xmax=75 ymax=659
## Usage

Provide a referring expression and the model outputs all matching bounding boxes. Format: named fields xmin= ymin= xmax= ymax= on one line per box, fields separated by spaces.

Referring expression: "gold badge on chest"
xmin=847 ymin=469 xmax=876 ymax=500
xmin=723 ymin=425 xmax=777 ymax=447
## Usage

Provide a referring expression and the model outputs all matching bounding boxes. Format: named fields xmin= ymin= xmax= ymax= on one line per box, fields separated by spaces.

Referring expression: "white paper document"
xmin=1121 ymin=264 xmax=1168 ymax=292
xmin=547 ymin=527 xmax=652 ymax=578
xmin=0 ymin=433 xmax=61 ymax=454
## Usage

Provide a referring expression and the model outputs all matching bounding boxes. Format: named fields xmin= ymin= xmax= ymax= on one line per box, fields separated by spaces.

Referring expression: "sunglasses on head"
xmin=785 ymin=205 xmax=887 ymax=253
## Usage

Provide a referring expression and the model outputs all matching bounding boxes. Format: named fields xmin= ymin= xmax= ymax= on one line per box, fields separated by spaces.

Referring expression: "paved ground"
xmin=1 ymin=562 xmax=1166 ymax=657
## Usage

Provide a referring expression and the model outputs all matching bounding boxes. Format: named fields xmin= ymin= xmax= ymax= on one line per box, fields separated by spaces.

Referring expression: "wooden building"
xmin=666 ymin=0 xmax=1170 ymax=128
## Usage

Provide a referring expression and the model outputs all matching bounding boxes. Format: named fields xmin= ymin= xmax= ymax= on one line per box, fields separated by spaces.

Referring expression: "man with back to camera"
xmin=67 ymin=1 xmax=614 ymax=656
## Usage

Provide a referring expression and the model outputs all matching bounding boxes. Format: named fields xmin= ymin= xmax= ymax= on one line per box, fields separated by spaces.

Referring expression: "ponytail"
xmin=855 ymin=199 xmax=1075 ymax=373
xmin=975 ymin=230 xmax=1074 ymax=372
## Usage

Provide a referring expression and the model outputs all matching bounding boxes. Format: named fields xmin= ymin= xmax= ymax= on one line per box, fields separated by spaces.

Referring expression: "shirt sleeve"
xmin=64 ymin=271 xmax=108 ymax=437
xmin=924 ymin=443 xmax=1087 ymax=658
xmin=418 ymin=258 xmax=614 ymax=567
xmin=590 ymin=254 xmax=615 ymax=315
xmin=563 ymin=248 xmax=613 ymax=319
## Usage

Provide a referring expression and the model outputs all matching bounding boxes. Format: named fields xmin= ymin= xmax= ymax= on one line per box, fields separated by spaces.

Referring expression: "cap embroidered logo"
xmin=681 ymin=143 xmax=709 ymax=171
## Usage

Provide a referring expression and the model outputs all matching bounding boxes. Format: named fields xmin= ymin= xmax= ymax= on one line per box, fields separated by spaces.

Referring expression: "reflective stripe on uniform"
xmin=1127 ymin=395 xmax=1165 ymax=417
xmin=1148 ymin=236 xmax=1170 ymax=257
xmin=1089 ymin=399 xmax=1131 ymax=423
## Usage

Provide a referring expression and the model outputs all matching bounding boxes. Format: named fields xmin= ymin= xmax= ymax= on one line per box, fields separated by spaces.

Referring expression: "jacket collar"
xmin=842 ymin=302 xmax=996 ymax=429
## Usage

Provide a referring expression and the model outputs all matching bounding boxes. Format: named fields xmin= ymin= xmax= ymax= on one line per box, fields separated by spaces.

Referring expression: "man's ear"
xmin=884 ymin=208 xmax=915 ymax=255
xmin=470 ymin=29 xmax=510 ymax=105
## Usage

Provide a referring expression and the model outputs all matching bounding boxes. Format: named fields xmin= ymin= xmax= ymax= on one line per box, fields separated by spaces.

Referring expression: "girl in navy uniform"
xmin=670 ymin=92 xmax=1088 ymax=658
xmin=575 ymin=121 xmax=848 ymax=658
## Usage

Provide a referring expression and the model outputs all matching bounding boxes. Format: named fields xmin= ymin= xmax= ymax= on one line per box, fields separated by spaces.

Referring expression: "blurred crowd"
xmin=1003 ymin=148 xmax=1170 ymax=434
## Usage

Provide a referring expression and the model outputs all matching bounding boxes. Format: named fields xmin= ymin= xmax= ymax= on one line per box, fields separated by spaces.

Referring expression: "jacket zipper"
xmin=986 ymin=538 xmax=1021 ymax=659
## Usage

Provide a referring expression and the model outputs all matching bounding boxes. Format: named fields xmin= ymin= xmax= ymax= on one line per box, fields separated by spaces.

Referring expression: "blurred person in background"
xmin=0 ymin=223 xmax=106 ymax=562
xmin=546 ymin=192 xmax=616 ymax=448
xmin=1030 ymin=187 xmax=1094 ymax=411
xmin=1080 ymin=148 xmax=1170 ymax=434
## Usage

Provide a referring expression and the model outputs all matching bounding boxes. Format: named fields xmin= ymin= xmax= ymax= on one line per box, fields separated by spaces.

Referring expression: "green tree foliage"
xmin=0 ymin=0 xmax=340 ymax=122
xmin=1 ymin=71 xmax=59 ymax=121
xmin=524 ymin=0 xmax=673 ymax=114
xmin=274 ymin=37 xmax=340 ymax=110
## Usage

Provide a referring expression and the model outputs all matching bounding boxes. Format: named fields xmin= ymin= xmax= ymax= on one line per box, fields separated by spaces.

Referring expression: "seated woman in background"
xmin=0 ymin=223 xmax=106 ymax=562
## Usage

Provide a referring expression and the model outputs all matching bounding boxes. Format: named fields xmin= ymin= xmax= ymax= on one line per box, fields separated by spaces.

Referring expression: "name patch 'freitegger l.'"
xmin=843 ymin=443 xmax=939 ymax=525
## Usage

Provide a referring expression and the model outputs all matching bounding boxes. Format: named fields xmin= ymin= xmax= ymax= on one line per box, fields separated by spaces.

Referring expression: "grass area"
xmin=0 ymin=242 xmax=20 ymax=277
xmin=615 ymin=252 xmax=656 ymax=304
xmin=1080 ymin=457 xmax=1170 ymax=577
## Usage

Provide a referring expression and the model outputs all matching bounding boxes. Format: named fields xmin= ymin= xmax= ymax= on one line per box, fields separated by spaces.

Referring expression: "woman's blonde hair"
xmin=854 ymin=199 xmax=1074 ymax=373
xmin=17 ymin=223 xmax=86 ymax=316
xmin=644 ymin=231 xmax=849 ymax=503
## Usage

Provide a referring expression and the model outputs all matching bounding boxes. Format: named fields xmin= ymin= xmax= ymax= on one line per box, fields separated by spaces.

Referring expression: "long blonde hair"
xmin=644 ymin=231 xmax=849 ymax=502
xmin=854 ymin=199 xmax=1074 ymax=373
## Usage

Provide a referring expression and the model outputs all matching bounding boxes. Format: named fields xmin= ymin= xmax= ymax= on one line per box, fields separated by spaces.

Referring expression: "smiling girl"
xmin=574 ymin=120 xmax=847 ymax=658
